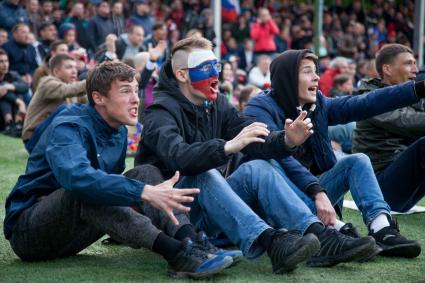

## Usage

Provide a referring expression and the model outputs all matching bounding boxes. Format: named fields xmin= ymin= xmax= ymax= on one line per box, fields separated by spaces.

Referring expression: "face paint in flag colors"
xmin=187 ymin=50 xmax=221 ymax=101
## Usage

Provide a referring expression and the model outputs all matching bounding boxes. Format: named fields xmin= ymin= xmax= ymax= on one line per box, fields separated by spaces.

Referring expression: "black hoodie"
xmin=135 ymin=60 xmax=293 ymax=178
xmin=270 ymin=49 xmax=316 ymax=120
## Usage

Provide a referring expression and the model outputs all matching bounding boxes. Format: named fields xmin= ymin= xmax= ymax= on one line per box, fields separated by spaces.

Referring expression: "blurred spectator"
xmin=2 ymin=23 xmax=37 ymax=82
xmin=40 ymin=0 xmax=53 ymax=23
xmin=238 ymin=38 xmax=254 ymax=71
xmin=88 ymin=1 xmax=114 ymax=52
xmin=32 ymin=40 xmax=69 ymax=92
xmin=232 ymin=16 xmax=250 ymax=44
xmin=35 ymin=21 xmax=57 ymax=65
xmin=0 ymin=48 xmax=28 ymax=137
xmin=0 ymin=0 xmax=29 ymax=33
xmin=248 ymin=54 xmax=271 ymax=89
xmin=59 ymin=23 xmax=80 ymax=52
xmin=0 ymin=29 xmax=8 ymax=46
xmin=330 ymin=74 xmax=354 ymax=98
xmin=239 ymin=84 xmax=260 ymax=111
xmin=111 ymin=1 xmax=125 ymax=36
xmin=26 ymin=0 xmax=41 ymax=35
xmin=115 ymin=25 xmax=146 ymax=60
xmin=144 ymin=22 xmax=169 ymax=65
xmin=319 ymin=56 xmax=349 ymax=97
xmin=22 ymin=54 xmax=86 ymax=143
xmin=63 ymin=3 xmax=91 ymax=51
xmin=250 ymin=8 xmax=279 ymax=54
xmin=169 ymin=0 xmax=184 ymax=30
xmin=127 ymin=0 xmax=155 ymax=36
xmin=219 ymin=61 xmax=235 ymax=104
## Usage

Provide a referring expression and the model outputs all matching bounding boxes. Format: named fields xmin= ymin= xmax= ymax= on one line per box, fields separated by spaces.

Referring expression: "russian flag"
xmin=222 ymin=0 xmax=240 ymax=23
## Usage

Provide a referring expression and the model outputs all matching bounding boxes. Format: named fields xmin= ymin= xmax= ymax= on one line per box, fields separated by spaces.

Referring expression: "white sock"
xmin=334 ymin=219 xmax=346 ymax=231
xmin=370 ymin=214 xmax=390 ymax=233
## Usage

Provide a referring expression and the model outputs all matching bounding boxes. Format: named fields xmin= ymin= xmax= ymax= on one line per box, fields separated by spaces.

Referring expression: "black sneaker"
xmin=339 ymin=223 xmax=382 ymax=262
xmin=268 ymin=230 xmax=320 ymax=274
xmin=2 ymin=121 xmax=14 ymax=137
xmin=369 ymin=219 xmax=421 ymax=258
xmin=167 ymin=238 xmax=233 ymax=279
xmin=13 ymin=121 xmax=23 ymax=138
xmin=194 ymin=231 xmax=243 ymax=264
xmin=307 ymin=228 xmax=376 ymax=267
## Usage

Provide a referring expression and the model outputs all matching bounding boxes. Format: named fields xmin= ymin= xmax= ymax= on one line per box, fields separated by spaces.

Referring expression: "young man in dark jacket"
xmin=0 ymin=48 xmax=28 ymax=137
xmin=136 ymin=36 xmax=379 ymax=271
xmin=4 ymin=61 xmax=234 ymax=279
xmin=352 ymin=44 xmax=425 ymax=214
xmin=244 ymin=49 xmax=423 ymax=258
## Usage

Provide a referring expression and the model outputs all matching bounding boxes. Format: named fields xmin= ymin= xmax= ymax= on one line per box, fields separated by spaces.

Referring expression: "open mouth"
xmin=308 ymin=86 xmax=317 ymax=93
xmin=210 ymin=79 xmax=219 ymax=93
xmin=129 ymin=107 xmax=138 ymax=117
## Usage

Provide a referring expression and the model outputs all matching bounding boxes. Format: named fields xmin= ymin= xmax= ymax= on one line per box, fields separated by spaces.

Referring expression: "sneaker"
xmin=307 ymin=228 xmax=376 ymax=267
xmin=167 ymin=238 xmax=233 ymax=279
xmin=3 ymin=121 xmax=14 ymax=137
xmin=194 ymin=231 xmax=243 ymax=264
xmin=339 ymin=223 xmax=382 ymax=261
xmin=268 ymin=230 xmax=320 ymax=274
xmin=13 ymin=121 xmax=23 ymax=138
xmin=370 ymin=219 xmax=421 ymax=258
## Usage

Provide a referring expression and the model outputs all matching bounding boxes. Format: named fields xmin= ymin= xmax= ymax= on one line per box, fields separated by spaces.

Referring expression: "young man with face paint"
xmin=136 ymin=37 xmax=382 ymax=271
xmin=244 ymin=49 xmax=424 ymax=259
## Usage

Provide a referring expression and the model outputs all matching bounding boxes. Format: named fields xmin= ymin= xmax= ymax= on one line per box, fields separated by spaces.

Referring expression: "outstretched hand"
xmin=141 ymin=171 xmax=199 ymax=225
xmin=284 ymin=110 xmax=313 ymax=148
xmin=224 ymin=122 xmax=270 ymax=155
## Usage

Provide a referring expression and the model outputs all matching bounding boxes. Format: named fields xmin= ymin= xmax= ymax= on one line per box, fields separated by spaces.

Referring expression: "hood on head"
xmin=270 ymin=49 xmax=315 ymax=120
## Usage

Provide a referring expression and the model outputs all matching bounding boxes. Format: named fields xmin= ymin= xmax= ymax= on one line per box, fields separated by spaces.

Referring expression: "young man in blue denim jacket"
xmin=244 ymin=49 xmax=423 ymax=258
xmin=4 ymin=61 xmax=235 ymax=279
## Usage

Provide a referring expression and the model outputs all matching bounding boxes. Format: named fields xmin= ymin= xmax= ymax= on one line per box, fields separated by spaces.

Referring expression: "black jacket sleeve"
xmin=142 ymin=106 xmax=231 ymax=176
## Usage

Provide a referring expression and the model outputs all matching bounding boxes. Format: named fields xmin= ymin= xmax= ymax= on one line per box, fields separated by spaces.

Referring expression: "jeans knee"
xmin=344 ymin=153 xmax=371 ymax=166
xmin=239 ymin=159 xmax=272 ymax=173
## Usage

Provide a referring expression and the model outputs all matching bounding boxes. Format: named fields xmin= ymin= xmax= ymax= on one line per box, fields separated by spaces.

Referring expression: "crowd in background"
xmin=0 ymin=0 xmax=423 ymax=139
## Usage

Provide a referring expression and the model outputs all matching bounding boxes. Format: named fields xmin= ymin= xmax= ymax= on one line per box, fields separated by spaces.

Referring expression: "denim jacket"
xmin=4 ymin=104 xmax=145 ymax=239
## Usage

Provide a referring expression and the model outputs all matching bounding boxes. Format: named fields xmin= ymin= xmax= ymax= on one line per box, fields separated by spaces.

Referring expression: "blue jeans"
xmin=177 ymin=160 xmax=320 ymax=259
xmin=271 ymin=153 xmax=391 ymax=227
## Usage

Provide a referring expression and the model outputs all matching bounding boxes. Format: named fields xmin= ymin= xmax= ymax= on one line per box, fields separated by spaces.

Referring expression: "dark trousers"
xmin=377 ymin=137 xmax=425 ymax=212
xmin=10 ymin=165 xmax=190 ymax=261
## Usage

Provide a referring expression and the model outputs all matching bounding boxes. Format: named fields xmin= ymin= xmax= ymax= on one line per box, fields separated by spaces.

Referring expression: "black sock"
xmin=152 ymin=232 xmax=182 ymax=261
xmin=174 ymin=224 xmax=197 ymax=241
xmin=306 ymin=223 xmax=326 ymax=237
xmin=258 ymin=228 xmax=276 ymax=252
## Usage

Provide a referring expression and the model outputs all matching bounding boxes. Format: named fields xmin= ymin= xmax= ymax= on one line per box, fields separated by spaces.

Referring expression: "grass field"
xmin=0 ymin=134 xmax=425 ymax=282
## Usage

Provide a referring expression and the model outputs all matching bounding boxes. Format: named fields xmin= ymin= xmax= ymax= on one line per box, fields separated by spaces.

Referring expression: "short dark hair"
xmin=128 ymin=25 xmax=144 ymax=34
xmin=48 ymin=53 xmax=75 ymax=72
xmin=12 ymin=23 xmax=29 ymax=33
xmin=239 ymin=85 xmax=259 ymax=105
xmin=0 ymin=48 xmax=8 ymax=58
xmin=152 ymin=22 xmax=166 ymax=32
xmin=375 ymin=44 xmax=413 ymax=78
xmin=333 ymin=74 xmax=351 ymax=87
xmin=86 ymin=61 xmax=137 ymax=106
xmin=49 ymin=40 xmax=67 ymax=52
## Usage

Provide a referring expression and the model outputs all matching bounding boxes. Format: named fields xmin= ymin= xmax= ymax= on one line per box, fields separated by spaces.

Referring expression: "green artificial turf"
xmin=0 ymin=134 xmax=425 ymax=282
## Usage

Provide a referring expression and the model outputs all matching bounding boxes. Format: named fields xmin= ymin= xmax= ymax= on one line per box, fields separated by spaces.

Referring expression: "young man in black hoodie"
xmin=136 ymin=36 xmax=378 ymax=271
xmin=245 ymin=49 xmax=423 ymax=258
